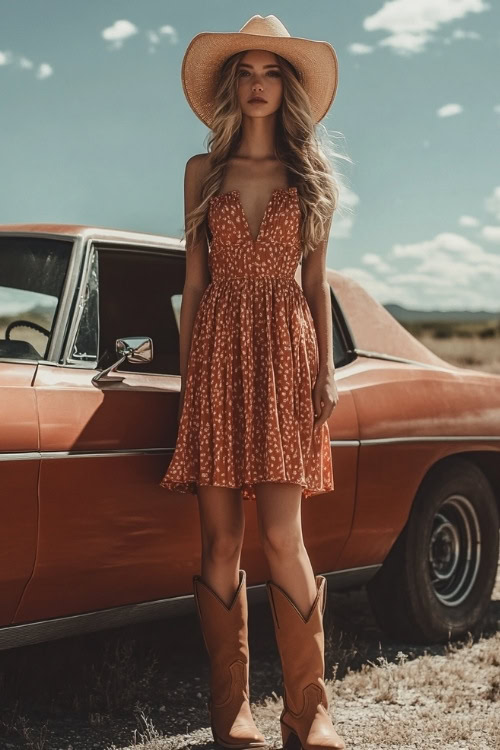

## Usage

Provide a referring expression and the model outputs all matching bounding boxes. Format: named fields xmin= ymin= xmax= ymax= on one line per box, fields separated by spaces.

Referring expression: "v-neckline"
xmin=214 ymin=187 xmax=297 ymax=245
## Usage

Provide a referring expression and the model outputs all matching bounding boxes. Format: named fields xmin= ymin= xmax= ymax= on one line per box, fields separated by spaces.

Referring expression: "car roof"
xmin=0 ymin=222 xmax=184 ymax=248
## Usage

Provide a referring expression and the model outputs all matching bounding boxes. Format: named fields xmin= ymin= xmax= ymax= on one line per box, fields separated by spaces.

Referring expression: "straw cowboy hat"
xmin=181 ymin=14 xmax=339 ymax=128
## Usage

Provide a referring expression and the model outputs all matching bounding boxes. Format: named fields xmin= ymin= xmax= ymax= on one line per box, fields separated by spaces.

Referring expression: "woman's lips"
xmin=248 ymin=98 xmax=267 ymax=103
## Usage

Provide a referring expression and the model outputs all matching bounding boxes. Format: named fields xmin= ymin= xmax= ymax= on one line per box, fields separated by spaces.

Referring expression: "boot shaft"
xmin=266 ymin=575 xmax=328 ymax=715
xmin=193 ymin=569 xmax=249 ymax=662
xmin=193 ymin=569 xmax=250 ymax=704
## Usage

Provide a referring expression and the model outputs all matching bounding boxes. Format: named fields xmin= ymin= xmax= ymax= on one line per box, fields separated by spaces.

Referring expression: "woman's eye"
xmin=238 ymin=70 xmax=281 ymax=77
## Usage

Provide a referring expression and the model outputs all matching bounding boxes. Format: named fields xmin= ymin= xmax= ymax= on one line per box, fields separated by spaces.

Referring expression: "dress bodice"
xmin=207 ymin=187 xmax=302 ymax=281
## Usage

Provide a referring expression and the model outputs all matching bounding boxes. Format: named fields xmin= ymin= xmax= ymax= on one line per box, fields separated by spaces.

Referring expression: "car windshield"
xmin=0 ymin=236 xmax=73 ymax=360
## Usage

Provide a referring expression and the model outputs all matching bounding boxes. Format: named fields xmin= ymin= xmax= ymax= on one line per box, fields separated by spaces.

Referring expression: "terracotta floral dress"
xmin=159 ymin=186 xmax=334 ymax=502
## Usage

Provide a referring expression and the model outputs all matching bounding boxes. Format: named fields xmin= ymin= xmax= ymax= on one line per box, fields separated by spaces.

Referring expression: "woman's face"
xmin=236 ymin=49 xmax=283 ymax=119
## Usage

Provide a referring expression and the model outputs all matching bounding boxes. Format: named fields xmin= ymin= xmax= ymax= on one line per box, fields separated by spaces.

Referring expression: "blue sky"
xmin=1 ymin=0 xmax=499 ymax=312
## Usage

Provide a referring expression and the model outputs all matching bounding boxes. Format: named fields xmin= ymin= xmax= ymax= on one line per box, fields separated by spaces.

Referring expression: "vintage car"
xmin=0 ymin=223 xmax=499 ymax=651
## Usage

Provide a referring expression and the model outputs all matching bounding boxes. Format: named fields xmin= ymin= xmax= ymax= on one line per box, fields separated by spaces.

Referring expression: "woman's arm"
xmin=301 ymin=214 xmax=337 ymax=430
xmin=301 ymin=214 xmax=335 ymax=376
xmin=178 ymin=154 xmax=211 ymax=392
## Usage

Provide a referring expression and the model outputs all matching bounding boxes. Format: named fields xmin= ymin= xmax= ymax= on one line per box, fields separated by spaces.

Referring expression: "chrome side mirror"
xmin=91 ymin=336 xmax=153 ymax=385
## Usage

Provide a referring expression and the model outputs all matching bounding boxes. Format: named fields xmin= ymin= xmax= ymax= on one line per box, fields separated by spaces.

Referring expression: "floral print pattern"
xmin=159 ymin=187 xmax=334 ymax=502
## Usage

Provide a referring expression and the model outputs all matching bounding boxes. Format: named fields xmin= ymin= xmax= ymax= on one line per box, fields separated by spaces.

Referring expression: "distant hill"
xmin=384 ymin=303 xmax=500 ymax=324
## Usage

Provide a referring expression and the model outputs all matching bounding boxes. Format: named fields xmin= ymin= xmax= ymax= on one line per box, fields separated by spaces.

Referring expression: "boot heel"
xmin=281 ymin=720 xmax=301 ymax=750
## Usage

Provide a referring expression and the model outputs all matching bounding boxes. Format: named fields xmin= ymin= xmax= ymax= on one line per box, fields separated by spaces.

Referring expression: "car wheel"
xmin=366 ymin=457 xmax=499 ymax=643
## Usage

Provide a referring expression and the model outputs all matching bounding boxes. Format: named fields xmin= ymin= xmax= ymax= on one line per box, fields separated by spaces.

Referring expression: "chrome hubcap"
xmin=428 ymin=494 xmax=481 ymax=607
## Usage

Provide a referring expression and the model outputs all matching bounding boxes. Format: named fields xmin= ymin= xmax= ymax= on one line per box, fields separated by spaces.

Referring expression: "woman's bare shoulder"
xmin=185 ymin=153 xmax=211 ymax=187
xmin=184 ymin=154 xmax=212 ymax=217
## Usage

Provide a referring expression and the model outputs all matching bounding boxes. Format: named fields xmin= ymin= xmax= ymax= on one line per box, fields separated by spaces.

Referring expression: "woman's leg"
xmin=254 ymin=482 xmax=316 ymax=618
xmin=197 ymin=485 xmax=245 ymax=606
xmin=195 ymin=485 xmax=266 ymax=747
xmin=255 ymin=481 xmax=345 ymax=750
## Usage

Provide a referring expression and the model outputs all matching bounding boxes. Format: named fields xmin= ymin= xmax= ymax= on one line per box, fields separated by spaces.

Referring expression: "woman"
xmin=160 ymin=14 xmax=347 ymax=750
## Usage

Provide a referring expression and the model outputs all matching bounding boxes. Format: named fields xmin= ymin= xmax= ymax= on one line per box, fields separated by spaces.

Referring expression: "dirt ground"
xmin=0 ymin=556 xmax=498 ymax=750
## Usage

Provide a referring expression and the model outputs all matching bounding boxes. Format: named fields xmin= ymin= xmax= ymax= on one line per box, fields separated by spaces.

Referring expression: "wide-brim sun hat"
xmin=181 ymin=14 xmax=339 ymax=128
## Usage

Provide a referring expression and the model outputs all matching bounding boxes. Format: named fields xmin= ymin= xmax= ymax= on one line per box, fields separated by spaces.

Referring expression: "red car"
xmin=0 ymin=223 xmax=498 ymax=650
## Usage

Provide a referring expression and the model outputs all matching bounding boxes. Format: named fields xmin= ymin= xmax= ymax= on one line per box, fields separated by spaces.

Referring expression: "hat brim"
xmin=181 ymin=30 xmax=339 ymax=128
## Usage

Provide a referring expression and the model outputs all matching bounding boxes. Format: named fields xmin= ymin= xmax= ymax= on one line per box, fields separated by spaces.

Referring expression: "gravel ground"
xmin=0 ymin=558 xmax=498 ymax=750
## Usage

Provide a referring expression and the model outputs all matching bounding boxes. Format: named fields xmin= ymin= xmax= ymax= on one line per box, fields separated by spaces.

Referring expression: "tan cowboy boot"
xmin=193 ymin=569 xmax=267 ymax=749
xmin=266 ymin=575 xmax=345 ymax=750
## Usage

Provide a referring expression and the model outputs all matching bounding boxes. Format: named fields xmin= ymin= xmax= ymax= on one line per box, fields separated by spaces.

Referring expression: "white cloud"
xmin=437 ymin=103 xmax=463 ymax=117
xmin=363 ymin=0 xmax=490 ymax=56
xmin=0 ymin=50 xmax=13 ymax=65
xmin=485 ymin=186 xmax=500 ymax=220
xmin=459 ymin=215 xmax=479 ymax=227
xmin=329 ymin=184 xmax=359 ymax=240
xmin=337 ymin=257 xmax=500 ymax=310
xmin=362 ymin=252 xmax=394 ymax=273
xmin=450 ymin=27 xmax=481 ymax=38
xmin=392 ymin=232 xmax=500 ymax=287
xmin=0 ymin=49 xmax=52 ymax=78
xmin=377 ymin=219 xmax=499 ymax=306
xmin=102 ymin=20 xmax=178 ymax=53
xmin=147 ymin=30 xmax=160 ymax=54
xmin=394 ymin=231 xmax=483 ymax=259
xmin=337 ymin=266 xmax=423 ymax=307
xmin=348 ymin=43 xmax=374 ymax=55
xmin=330 ymin=215 xmax=354 ymax=240
xmin=18 ymin=56 xmax=33 ymax=69
xmin=389 ymin=271 xmax=454 ymax=287
xmin=443 ymin=27 xmax=481 ymax=44
xmin=147 ymin=25 xmax=178 ymax=54
xmin=158 ymin=25 xmax=178 ymax=44
xmin=36 ymin=63 xmax=53 ymax=80
xmin=494 ymin=104 xmax=500 ymax=114
xmin=379 ymin=31 xmax=430 ymax=55
xmin=338 ymin=184 xmax=360 ymax=211
xmin=340 ymin=223 xmax=500 ymax=310
xmin=101 ymin=19 xmax=139 ymax=50
xmin=481 ymin=226 xmax=500 ymax=243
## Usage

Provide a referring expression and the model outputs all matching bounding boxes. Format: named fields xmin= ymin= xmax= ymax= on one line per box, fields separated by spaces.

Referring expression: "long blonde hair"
xmin=184 ymin=49 xmax=352 ymax=260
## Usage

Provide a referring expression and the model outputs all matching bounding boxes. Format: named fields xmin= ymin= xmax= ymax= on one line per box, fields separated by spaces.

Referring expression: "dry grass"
xmin=2 ymin=562 xmax=496 ymax=750
xmin=97 ymin=574 xmax=500 ymax=750
xmin=419 ymin=332 xmax=500 ymax=374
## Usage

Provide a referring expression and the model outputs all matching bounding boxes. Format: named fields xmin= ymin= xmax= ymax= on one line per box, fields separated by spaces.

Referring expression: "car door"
xmin=15 ymin=239 xmax=199 ymax=624
xmin=0 ymin=234 xmax=73 ymax=626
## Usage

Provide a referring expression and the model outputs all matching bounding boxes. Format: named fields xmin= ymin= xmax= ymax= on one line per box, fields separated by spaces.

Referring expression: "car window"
xmin=69 ymin=246 xmax=99 ymax=365
xmin=0 ymin=236 xmax=73 ymax=361
xmin=330 ymin=286 xmax=356 ymax=369
xmin=94 ymin=246 xmax=185 ymax=375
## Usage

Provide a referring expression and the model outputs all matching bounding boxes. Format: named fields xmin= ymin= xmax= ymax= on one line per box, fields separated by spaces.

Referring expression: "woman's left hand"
xmin=313 ymin=368 xmax=338 ymax=431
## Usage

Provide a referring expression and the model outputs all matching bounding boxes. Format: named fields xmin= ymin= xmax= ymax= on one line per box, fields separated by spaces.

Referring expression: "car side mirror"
xmin=91 ymin=336 xmax=153 ymax=386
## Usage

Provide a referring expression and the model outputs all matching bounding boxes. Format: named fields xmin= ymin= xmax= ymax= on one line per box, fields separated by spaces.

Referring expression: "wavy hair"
xmin=184 ymin=49 xmax=353 ymax=260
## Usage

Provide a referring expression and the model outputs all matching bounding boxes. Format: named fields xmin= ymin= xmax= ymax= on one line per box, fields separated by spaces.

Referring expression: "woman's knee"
xmin=203 ymin=531 xmax=243 ymax=562
xmin=259 ymin=524 xmax=304 ymax=559
xmin=198 ymin=486 xmax=244 ymax=562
